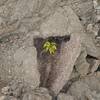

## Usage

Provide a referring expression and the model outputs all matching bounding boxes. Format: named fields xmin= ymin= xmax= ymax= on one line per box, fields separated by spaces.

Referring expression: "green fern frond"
xmin=43 ymin=41 xmax=57 ymax=55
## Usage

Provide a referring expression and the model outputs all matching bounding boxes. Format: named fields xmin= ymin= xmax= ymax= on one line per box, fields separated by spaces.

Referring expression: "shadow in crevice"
xmin=34 ymin=35 xmax=70 ymax=87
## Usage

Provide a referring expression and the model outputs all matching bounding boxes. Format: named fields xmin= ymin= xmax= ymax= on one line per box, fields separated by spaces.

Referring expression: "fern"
xmin=43 ymin=41 xmax=57 ymax=55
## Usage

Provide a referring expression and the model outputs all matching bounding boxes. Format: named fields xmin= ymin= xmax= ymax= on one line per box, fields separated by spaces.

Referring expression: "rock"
xmin=4 ymin=96 xmax=17 ymax=100
xmin=0 ymin=96 xmax=18 ymax=100
xmin=0 ymin=0 xmax=7 ymax=6
xmin=74 ymin=44 xmax=100 ymax=76
xmin=87 ymin=58 xmax=100 ymax=73
xmin=0 ymin=0 xmax=61 ymax=36
xmin=68 ymin=81 xmax=96 ymax=100
xmin=34 ymin=5 xmax=86 ymax=95
xmin=68 ymin=81 xmax=91 ymax=100
xmin=66 ymin=0 xmax=94 ymax=26
xmin=75 ymin=47 xmax=90 ymax=75
xmin=68 ymin=73 xmax=100 ymax=100
xmin=0 ymin=33 xmax=40 ymax=88
xmin=40 ymin=5 xmax=100 ymax=59
xmin=13 ymin=46 xmax=40 ymax=87
xmin=1 ymin=80 xmax=24 ymax=98
xmin=1 ymin=86 xmax=10 ymax=95
xmin=81 ymin=74 xmax=100 ymax=92
xmin=83 ymin=33 xmax=100 ymax=59
xmin=11 ymin=0 xmax=38 ymax=20
xmin=1 ymin=87 xmax=52 ymax=100
xmin=0 ymin=96 xmax=5 ymax=100
xmin=40 ymin=6 xmax=84 ymax=38
xmin=93 ymin=0 xmax=98 ymax=8
xmin=58 ymin=93 xmax=74 ymax=100
xmin=46 ymin=33 xmax=81 ymax=95
xmin=0 ymin=1 xmax=99 ymax=99
xmin=22 ymin=87 xmax=52 ymax=100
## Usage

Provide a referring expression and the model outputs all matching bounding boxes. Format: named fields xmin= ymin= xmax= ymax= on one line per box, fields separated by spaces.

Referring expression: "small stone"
xmin=0 ymin=96 xmax=6 ymax=100
xmin=1 ymin=86 xmax=10 ymax=95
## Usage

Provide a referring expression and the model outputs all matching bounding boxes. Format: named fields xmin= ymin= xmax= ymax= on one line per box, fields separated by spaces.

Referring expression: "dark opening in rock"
xmin=34 ymin=35 xmax=70 ymax=87
xmin=86 ymin=55 xmax=98 ymax=60
xmin=97 ymin=29 xmax=100 ymax=37
xmin=95 ymin=29 xmax=100 ymax=39
xmin=86 ymin=55 xmax=100 ymax=72
xmin=79 ymin=17 xmax=82 ymax=21
xmin=95 ymin=65 xmax=100 ymax=72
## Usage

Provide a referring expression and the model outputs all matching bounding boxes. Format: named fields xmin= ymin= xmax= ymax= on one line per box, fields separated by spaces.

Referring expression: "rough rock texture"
xmin=0 ymin=0 xmax=100 ymax=100
xmin=46 ymin=33 xmax=81 ymax=95
xmin=0 ymin=33 xmax=40 ymax=89
xmin=1 ymin=86 xmax=52 ymax=100
xmin=13 ymin=46 xmax=40 ymax=87
xmin=22 ymin=88 xmax=52 ymax=100
xmin=58 ymin=93 xmax=74 ymax=100
xmin=66 ymin=0 xmax=94 ymax=26
xmin=68 ymin=73 xmax=100 ymax=100
xmin=39 ymin=5 xmax=84 ymax=37
xmin=75 ymin=47 xmax=90 ymax=76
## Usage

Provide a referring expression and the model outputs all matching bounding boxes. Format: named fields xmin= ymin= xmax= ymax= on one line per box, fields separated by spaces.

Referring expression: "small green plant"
xmin=43 ymin=41 xmax=57 ymax=55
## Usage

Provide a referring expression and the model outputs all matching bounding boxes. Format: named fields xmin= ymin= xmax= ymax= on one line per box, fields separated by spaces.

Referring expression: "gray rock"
xmin=22 ymin=87 xmax=52 ymax=100
xmin=0 ymin=95 xmax=18 ymax=100
xmin=87 ymin=59 xmax=100 ymax=73
xmin=0 ymin=87 xmax=51 ymax=100
xmin=13 ymin=46 xmax=40 ymax=87
xmin=0 ymin=96 xmax=5 ymax=100
xmin=4 ymin=96 xmax=17 ymax=100
xmin=46 ymin=33 xmax=81 ymax=95
xmin=84 ymin=33 xmax=100 ymax=58
xmin=75 ymin=47 xmax=90 ymax=76
xmin=1 ymin=80 xmax=24 ymax=98
xmin=58 ymin=93 xmax=74 ymax=100
xmin=81 ymin=74 xmax=100 ymax=92
xmin=0 ymin=0 xmax=7 ymax=6
xmin=0 ymin=33 xmax=40 ymax=88
xmin=39 ymin=5 xmax=99 ymax=95
xmin=40 ymin=6 xmax=84 ymax=37
xmin=1 ymin=86 xmax=10 ymax=95
xmin=39 ymin=5 xmax=100 ymax=58
xmin=0 ymin=1 xmax=99 ymax=99
xmin=68 ymin=81 xmax=91 ymax=100
xmin=11 ymin=0 xmax=38 ymax=20
xmin=66 ymin=0 xmax=94 ymax=26
xmin=68 ymin=74 xmax=100 ymax=100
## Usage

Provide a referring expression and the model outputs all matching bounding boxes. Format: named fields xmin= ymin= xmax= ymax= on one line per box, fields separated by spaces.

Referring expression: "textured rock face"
xmin=46 ymin=33 xmax=81 ymax=95
xmin=11 ymin=0 xmax=38 ymax=20
xmin=0 ymin=0 xmax=61 ymax=37
xmin=67 ymin=0 xmax=94 ymax=26
xmin=40 ymin=6 xmax=84 ymax=37
xmin=0 ymin=0 xmax=100 ymax=100
xmin=1 ymin=86 xmax=52 ymax=100
xmin=75 ymin=47 xmax=90 ymax=76
xmin=0 ymin=2 xmax=86 ymax=91
xmin=37 ymin=5 xmax=87 ymax=95
xmin=68 ymin=73 xmax=100 ymax=100
xmin=58 ymin=93 xmax=74 ymax=100
xmin=22 ymin=88 xmax=52 ymax=100
xmin=0 ymin=33 xmax=40 ymax=88
xmin=13 ymin=46 xmax=40 ymax=87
